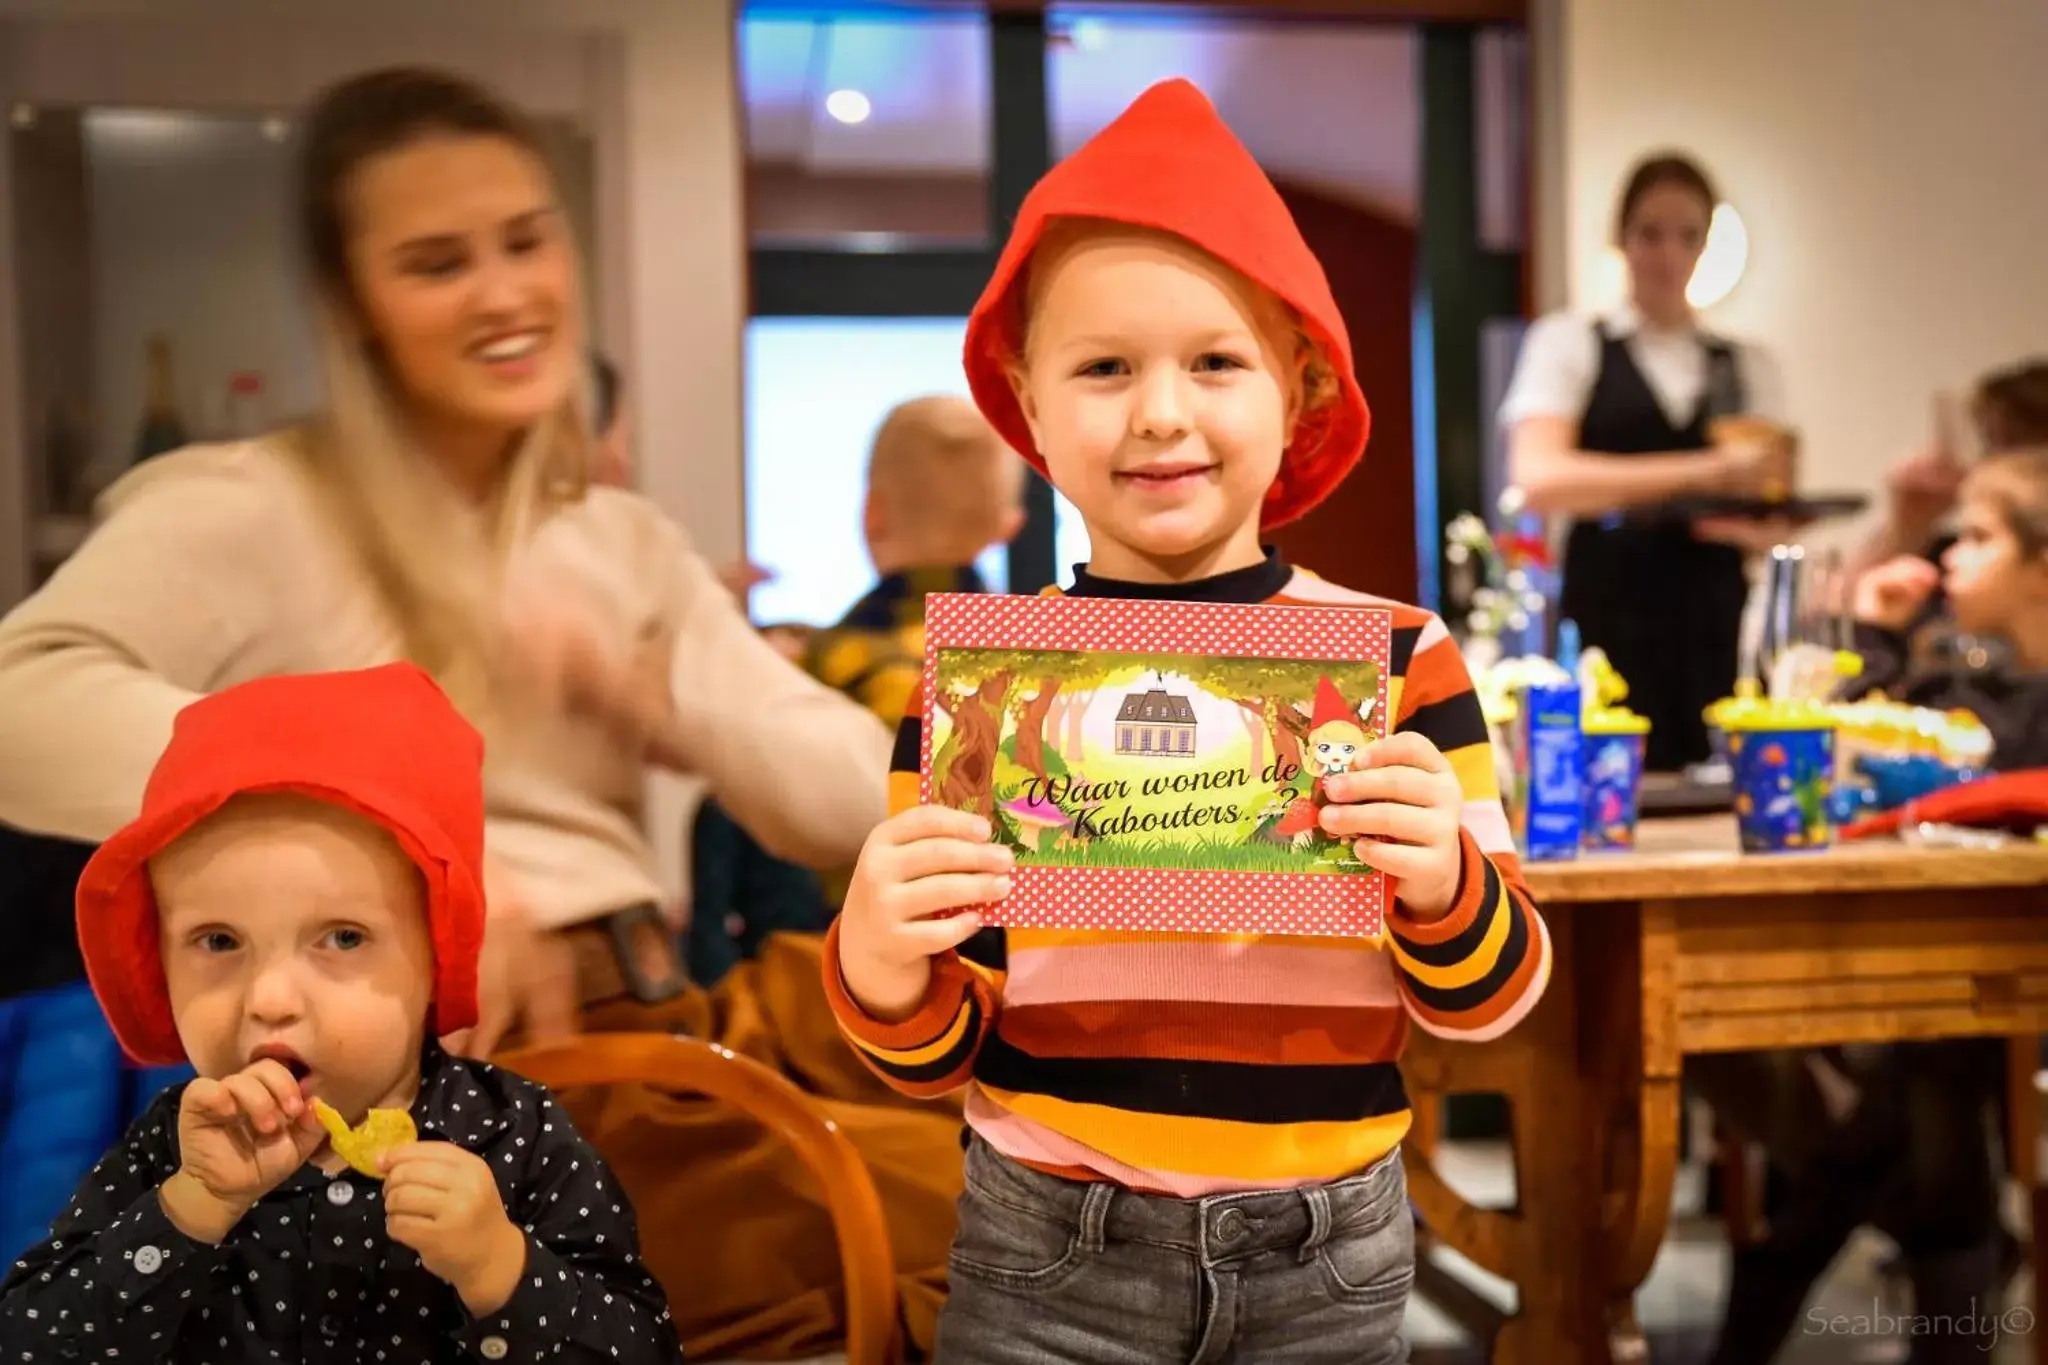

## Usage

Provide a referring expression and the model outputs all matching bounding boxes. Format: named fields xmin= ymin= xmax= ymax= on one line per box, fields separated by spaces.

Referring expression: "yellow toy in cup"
xmin=1705 ymin=693 xmax=1839 ymax=733
xmin=312 ymin=1097 xmax=417 ymax=1179
xmin=1577 ymin=648 xmax=1652 ymax=736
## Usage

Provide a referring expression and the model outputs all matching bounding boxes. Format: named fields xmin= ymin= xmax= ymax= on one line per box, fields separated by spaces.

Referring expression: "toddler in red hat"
xmin=825 ymin=80 xmax=1552 ymax=1361
xmin=1 ymin=663 xmax=682 ymax=1364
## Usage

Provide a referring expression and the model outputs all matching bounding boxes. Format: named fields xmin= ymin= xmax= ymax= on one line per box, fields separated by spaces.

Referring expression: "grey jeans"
xmin=932 ymin=1137 xmax=1413 ymax=1364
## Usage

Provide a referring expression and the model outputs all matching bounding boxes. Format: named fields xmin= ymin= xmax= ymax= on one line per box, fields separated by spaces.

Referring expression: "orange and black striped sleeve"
xmin=822 ymin=665 xmax=1004 ymax=1097
xmin=1382 ymin=609 xmax=1552 ymax=1042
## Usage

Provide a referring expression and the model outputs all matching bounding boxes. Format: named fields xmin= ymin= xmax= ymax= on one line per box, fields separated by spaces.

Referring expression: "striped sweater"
xmin=823 ymin=553 xmax=1552 ymax=1195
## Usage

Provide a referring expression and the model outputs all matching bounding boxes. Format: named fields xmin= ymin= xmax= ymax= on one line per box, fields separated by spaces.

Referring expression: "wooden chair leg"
xmin=1409 ymin=1092 xmax=1442 ymax=1160
xmin=2004 ymin=1036 xmax=2045 ymax=1365
xmin=2031 ymin=1180 xmax=2045 ymax=1365
xmin=2008 ymin=1034 xmax=2040 ymax=1192
xmin=1717 ymin=1126 xmax=1770 ymax=1248
xmin=2014 ymin=1037 xmax=2044 ymax=1365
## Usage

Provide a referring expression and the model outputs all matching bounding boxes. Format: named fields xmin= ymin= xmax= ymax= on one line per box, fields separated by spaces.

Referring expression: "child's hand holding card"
xmin=838 ymin=806 xmax=1014 ymax=1021
xmin=1315 ymin=731 xmax=1468 ymax=921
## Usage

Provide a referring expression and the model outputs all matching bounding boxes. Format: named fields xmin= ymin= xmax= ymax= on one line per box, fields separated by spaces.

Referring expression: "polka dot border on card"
xmin=981 ymin=867 xmax=1385 ymax=940
xmin=922 ymin=592 xmax=1392 ymax=663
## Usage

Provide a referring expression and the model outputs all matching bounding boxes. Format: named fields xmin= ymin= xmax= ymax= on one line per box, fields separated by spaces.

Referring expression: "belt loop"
xmin=1078 ymin=1181 xmax=1114 ymax=1255
xmin=1297 ymin=1185 xmax=1332 ymax=1264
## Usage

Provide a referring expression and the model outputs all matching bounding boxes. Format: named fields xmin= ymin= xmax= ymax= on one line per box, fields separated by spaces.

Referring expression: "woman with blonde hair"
xmin=0 ymin=66 xmax=958 ymax=1355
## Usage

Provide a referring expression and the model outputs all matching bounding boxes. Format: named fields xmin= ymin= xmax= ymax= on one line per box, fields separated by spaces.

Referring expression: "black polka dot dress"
xmin=0 ymin=1045 xmax=684 ymax=1363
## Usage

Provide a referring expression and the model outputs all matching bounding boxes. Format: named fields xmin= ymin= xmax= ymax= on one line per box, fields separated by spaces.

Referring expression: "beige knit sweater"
xmin=0 ymin=438 xmax=891 ymax=929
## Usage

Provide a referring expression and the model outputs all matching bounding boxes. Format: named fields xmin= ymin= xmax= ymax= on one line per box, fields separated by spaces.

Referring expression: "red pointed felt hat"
xmin=1310 ymin=675 xmax=1356 ymax=732
xmin=963 ymin=78 xmax=1371 ymax=530
xmin=75 ymin=663 xmax=488 ymax=1066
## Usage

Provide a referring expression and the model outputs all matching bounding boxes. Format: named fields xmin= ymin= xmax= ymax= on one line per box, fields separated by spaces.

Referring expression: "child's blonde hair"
xmin=868 ymin=395 xmax=1022 ymax=553
xmin=1963 ymin=447 xmax=2048 ymax=556
xmin=1010 ymin=217 xmax=1342 ymax=418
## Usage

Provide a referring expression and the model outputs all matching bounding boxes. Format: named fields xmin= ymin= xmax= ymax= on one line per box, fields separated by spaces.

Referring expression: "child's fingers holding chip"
xmin=180 ymin=1076 xmax=240 ymax=1126
xmin=381 ymin=1177 xmax=445 ymax=1222
xmin=239 ymin=1060 xmax=307 ymax=1120
xmin=220 ymin=1070 xmax=294 ymax=1135
xmin=378 ymin=1142 xmax=457 ymax=1187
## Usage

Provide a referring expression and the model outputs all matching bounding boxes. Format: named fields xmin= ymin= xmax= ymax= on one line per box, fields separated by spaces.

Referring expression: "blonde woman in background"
xmin=0 ymin=67 xmax=963 ymax=1357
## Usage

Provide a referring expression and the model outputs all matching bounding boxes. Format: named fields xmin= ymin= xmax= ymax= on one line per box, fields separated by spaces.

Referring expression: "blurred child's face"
xmin=1013 ymin=229 xmax=1300 ymax=581
xmin=155 ymin=795 xmax=435 ymax=1125
xmin=1941 ymin=490 xmax=2048 ymax=636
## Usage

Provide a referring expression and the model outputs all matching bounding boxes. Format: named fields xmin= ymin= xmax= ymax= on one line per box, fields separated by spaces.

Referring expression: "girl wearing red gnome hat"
xmin=1 ymin=664 xmax=682 ymax=1365
xmin=825 ymin=80 xmax=1552 ymax=1362
xmin=1273 ymin=675 xmax=1379 ymax=851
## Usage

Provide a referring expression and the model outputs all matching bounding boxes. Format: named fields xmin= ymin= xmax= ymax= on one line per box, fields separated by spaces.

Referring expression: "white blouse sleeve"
xmin=1497 ymin=312 xmax=1601 ymax=428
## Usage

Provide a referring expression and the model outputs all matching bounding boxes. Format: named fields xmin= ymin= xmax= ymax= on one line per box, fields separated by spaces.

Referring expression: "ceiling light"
xmin=824 ymin=89 xmax=870 ymax=125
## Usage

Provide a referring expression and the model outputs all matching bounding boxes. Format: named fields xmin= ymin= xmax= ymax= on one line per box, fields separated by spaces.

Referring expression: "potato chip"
xmin=312 ymin=1097 xmax=417 ymax=1179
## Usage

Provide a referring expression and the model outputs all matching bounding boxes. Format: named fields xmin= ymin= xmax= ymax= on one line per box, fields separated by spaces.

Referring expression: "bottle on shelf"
xmin=132 ymin=333 xmax=189 ymax=465
xmin=222 ymin=370 xmax=267 ymax=440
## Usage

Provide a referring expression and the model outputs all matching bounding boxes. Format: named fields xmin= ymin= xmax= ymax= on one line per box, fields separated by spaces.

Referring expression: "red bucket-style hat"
xmin=75 ymin=662 xmax=488 ymax=1066
xmin=962 ymin=77 xmax=1372 ymax=530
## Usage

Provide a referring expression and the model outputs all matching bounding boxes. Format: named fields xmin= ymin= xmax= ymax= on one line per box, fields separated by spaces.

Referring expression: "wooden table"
xmin=1400 ymin=815 xmax=2048 ymax=1364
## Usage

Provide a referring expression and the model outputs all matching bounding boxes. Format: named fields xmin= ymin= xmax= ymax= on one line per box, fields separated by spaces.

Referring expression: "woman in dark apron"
xmin=1501 ymin=152 xmax=1793 ymax=772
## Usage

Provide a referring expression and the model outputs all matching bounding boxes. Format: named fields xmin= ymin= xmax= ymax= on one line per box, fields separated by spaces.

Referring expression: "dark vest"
xmin=1557 ymin=324 xmax=1750 ymax=773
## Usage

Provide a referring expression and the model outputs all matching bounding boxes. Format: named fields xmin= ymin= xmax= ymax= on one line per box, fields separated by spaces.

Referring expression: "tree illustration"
xmin=933 ymin=648 xmax=1128 ymax=801
xmin=1043 ymin=693 xmax=1072 ymax=760
xmin=1236 ymin=702 xmax=1268 ymax=783
xmin=1040 ymin=688 xmax=1097 ymax=764
xmin=936 ymin=672 xmax=1011 ymax=817
xmin=1013 ymin=678 xmax=1063 ymax=778
xmin=996 ymin=653 xmax=1136 ymax=780
xmin=1062 ymin=688 xmax=1091 ymax=759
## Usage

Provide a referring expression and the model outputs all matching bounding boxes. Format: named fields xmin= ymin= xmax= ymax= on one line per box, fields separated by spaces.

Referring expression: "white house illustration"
xmin=1115 ymin=684 xmax=1197 ymax=757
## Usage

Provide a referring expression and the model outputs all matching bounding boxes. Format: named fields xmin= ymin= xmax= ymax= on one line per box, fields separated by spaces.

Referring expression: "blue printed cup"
xmin=1727 ymin=725 xmax=1836 ymax=853
xmin=1581 ymin=729 xmax=1647 ymax=851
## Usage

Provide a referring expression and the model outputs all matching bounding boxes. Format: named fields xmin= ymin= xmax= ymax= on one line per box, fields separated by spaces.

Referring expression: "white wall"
xmin=83 ymin=112 xmax=315 ymax=482
xmin=1547 ymin=0 xmax=2048 ymax=536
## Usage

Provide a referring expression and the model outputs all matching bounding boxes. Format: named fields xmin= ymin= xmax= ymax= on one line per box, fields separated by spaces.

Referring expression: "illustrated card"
xmin=920 ymin=592 xmax=1393 ymax=937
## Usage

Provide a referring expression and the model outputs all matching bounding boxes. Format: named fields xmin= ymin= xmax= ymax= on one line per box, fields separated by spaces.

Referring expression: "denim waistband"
xmin=961 ymin=1136 xmax=1407 ymax=1265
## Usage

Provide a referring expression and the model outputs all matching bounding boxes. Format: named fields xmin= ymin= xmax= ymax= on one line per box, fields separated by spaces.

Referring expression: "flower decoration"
xmin=1445 ymin=488 xmax=1555 ymax=647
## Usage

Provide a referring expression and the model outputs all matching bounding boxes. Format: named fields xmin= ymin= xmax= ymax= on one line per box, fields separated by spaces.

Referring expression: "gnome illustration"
xmin=1273 ymin=676 xmax=1377 ymax=852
